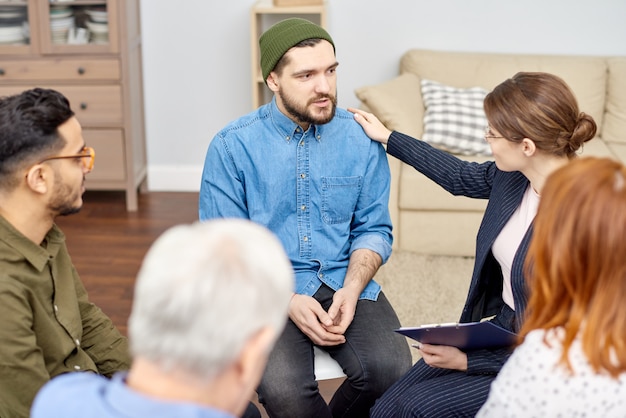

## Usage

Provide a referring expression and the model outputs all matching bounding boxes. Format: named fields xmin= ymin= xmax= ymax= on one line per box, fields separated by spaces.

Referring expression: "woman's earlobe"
xmin=522 ymin=138 xmax=537 ymax=157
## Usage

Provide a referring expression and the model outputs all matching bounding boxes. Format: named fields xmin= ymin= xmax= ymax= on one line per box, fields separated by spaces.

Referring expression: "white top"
xmin=477 ymin=328 xmax=626 ymax=417
xmin=492 ymin=184 xmax=539 ymax=309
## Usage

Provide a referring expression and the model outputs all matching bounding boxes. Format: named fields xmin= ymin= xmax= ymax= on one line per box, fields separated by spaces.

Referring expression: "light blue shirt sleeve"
xmin=199 ymin=132 xmax=248 ymax=221
xmin=349 ymin=140 xmax=393 ymax=264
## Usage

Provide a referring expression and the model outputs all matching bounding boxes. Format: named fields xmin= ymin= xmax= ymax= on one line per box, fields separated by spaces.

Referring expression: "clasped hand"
xmin=289 ymin=288 xmax=359 ymax=346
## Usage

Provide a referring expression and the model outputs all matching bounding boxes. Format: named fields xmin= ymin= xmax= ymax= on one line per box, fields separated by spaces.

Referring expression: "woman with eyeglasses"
xmin=348 ymin=72 xmax=597 ymax=417
xmin=476 ymin=157 xmax=626 ymax=416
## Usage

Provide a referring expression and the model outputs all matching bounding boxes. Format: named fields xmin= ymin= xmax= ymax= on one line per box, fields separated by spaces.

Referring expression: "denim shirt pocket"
xmin=321 ymin=176 xmax=362 ymax=224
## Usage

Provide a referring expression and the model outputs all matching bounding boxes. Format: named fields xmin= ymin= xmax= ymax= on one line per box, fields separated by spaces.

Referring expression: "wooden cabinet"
xmin=250 ymin=0 xmax=327 ymax=109
xmin=0 ymin=0 xmax=146 ymax=211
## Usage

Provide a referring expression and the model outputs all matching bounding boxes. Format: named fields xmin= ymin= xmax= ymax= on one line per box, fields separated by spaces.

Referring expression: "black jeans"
xmin=257 ymin=285 xmax=411 ymax=418
xmin=242 ymin=402 xmax=261 ymax=418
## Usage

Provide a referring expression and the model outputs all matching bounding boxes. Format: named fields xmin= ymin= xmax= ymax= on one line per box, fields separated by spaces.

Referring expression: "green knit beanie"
xmin=259 ymin=18 xmax=335 ymax=82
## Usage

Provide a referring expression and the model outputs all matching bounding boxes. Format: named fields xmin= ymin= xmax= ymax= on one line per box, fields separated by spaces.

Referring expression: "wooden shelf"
xmin=254 ymin=0 xmax=326 ymax=14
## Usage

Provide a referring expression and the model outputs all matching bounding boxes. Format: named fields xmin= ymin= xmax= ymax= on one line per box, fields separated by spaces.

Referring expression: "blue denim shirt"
xmin=199 ymin=97 xmax=393 ymax=301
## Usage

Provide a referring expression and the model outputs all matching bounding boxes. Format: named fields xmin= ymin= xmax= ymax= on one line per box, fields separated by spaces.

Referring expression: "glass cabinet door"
xmin=39 ymin=0 xmax=118 ymax=54
xmin=0 ymin=0 xmax=31 ymax=55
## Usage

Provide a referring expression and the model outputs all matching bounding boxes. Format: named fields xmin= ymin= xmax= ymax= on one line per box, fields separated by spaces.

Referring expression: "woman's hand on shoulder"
xmin=347 ymin=108 xmax=392 ymax=145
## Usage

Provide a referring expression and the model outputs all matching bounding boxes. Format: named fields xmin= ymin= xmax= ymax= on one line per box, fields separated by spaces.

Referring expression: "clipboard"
xmin=395 ymin=321 xmax=517 ymax=351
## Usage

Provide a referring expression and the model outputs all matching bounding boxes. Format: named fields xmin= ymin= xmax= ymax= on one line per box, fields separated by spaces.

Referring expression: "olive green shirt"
xmin=0 ymin=215 xmax=131 ymax=418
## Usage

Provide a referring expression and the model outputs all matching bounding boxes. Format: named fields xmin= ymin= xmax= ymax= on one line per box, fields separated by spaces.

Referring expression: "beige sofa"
xmin=356 ymin=49 xmax=626 ymax=256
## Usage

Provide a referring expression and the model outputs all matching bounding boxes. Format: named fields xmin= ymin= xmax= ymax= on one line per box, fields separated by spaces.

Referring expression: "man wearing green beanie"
xmin=199 ymin=18 xmax=411 ymax=418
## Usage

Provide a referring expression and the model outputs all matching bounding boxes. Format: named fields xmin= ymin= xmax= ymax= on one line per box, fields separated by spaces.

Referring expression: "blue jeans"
xmin=257 ymin=284 xmax=411 ymax=418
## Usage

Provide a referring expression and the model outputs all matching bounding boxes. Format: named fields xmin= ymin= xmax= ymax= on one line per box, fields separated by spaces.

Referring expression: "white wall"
xmin=140 ymin=0 xmax=626 ymax=191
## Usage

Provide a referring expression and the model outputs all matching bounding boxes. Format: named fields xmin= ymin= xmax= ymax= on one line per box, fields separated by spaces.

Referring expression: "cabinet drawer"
xmin=84 ymin=129 xmax=126 ymax=182
xmin=0 ymin=59 xmax=120 ymax=81
xmin=0 ymin=85 xmax=123 ymax=127
xmin=61 ymin=85 xmax=123 ymax=127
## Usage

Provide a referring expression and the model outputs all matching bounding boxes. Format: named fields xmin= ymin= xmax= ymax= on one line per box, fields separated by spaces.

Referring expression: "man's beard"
xmin=279 ymin=89 xmax=337 ymax=126
xmin=48 ymin=174 xmax=83 ymax=217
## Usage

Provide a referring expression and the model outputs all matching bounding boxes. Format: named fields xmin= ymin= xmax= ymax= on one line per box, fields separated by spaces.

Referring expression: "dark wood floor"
xmin=56 ymin=190 xmax=343 ymax=415
xmin=56 ymin=190 xmax=200 ymax=336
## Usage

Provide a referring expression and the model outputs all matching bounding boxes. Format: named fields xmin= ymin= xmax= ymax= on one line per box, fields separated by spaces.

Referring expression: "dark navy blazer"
xmin=387 ymin=131 xmax=532 ymax=374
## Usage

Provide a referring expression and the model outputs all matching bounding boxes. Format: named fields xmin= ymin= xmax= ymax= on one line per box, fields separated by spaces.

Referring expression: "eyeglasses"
xmin=484 ymin=127 xmax=505 ymax=140
xmin=40 ymin=146 xmax=95 ymax=171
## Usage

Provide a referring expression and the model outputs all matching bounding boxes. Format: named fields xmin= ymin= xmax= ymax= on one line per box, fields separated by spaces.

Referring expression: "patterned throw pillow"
xmin=421 ymin=79 xmax=492 ymax=156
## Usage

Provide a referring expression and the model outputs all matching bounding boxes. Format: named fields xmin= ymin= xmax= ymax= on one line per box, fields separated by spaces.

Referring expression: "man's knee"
xmin=364 ymin=356 xmax=409 ymax=396
xmin=258 ymin=370 xmax=318 ymax=404
xmin=258 ymin=376 xmax=327 ymax=418
xmin=365 ymin=340 xmax=411 ymax=388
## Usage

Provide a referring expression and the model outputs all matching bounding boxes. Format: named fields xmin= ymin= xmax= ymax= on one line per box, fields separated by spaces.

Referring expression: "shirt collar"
xmin=268 ymin=96 xmax=322 ymax=143
xmin=0 ymin=215 xmax=64 ymax=272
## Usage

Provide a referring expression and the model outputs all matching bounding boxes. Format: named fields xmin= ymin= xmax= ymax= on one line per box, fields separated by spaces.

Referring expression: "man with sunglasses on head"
xmin=0 ymin=88 xmax=130 ymax=418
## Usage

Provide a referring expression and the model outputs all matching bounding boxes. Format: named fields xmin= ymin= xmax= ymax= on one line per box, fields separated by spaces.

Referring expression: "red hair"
xmin=521 ymin=157 xmax=626 ymax=377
